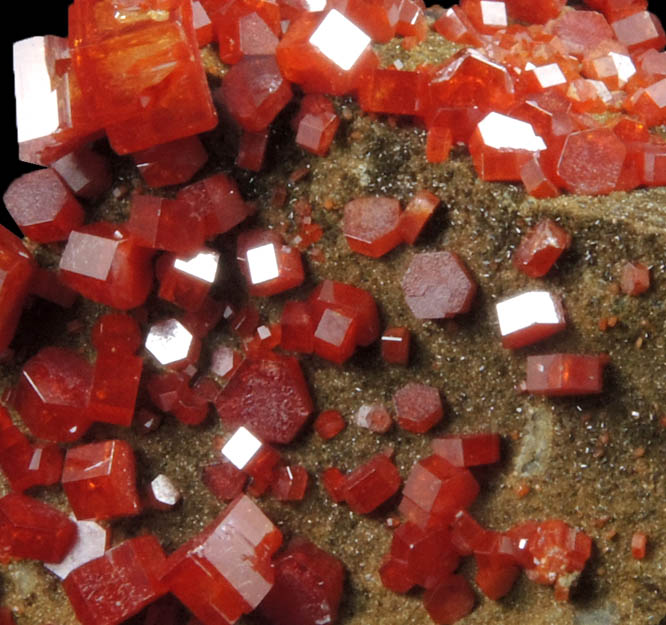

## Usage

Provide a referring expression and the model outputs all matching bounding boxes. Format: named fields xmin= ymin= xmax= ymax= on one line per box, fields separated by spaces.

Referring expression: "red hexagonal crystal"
xmin=215 ymin=354 xmax=313 ymax=444
xmin=611 ymin=10 xmax=666 ymax=54
xmin=400 ymin=456 xmax=479 ymax=528
xmin=258 ymin=537 xmax=345 ymax=625
xmin=432 ymin=433 xmax=501 ymax=467
xmin=358 ymin=68 xmax=428 ymax=116
xmin=631 ymin=531 xmax=647 ymax=560
xmin=394 ymin=382 xmax=443 ymax=434
xmin=551 ymin=9 xmax=614 ymax=57
xmin=402 ymin=251 xmax=477 ymax=319
xmin=557 ymin=128 xmax=627 ymax=195
xmin=162 ymin=494 xmax=282 ymax=625
xmin=0 ymin=421 xmax=63 ymax=493
xmin=63 ymin=535 xmax=167 ymax=625
xmin=354 ymin=403 xmax=392 ymax=433
xmin=469 ymin=112 xmax=547 ymax=181
xmin=62 ymin=439 xmax=141 ymax=520
xmin=15 ymin=346 xmax=92 ymax=442
xmin=276 ymin=11 xmax=377 ymax=96
xmin=342 ymin=196 xmax=402 ymax=258
xmin=525 ymin=353 xmax=609 ymax=395
xmin=381 ymin=326 xmax=410 ymax=365
xmin=219 ymin=55 xmax=293 ymax=132
xmin=157 ymin=248 xmax=220 ymax=312
xmin=496 ymin=291 xmax=566 ymax=349
xmin=128 ymin=194 xmax=206 ymax=254
xmin=433 ymin=6 xmax=482 ymax=46
xmin=308 ymin=279 xmax=380 ymax=346
xmin=59 ymin=222 xmax=155 ymax=310
xmin=271 ymin=465 xmax=309 ymax=501
xmin=513 ymin=218 xmax=571 ymax=278
xmin=390 ymin=522 xmax=460 ymax=589
xmin=3 ymin=168 xmax=84 ymax=243
xmin=459 ymin=0 xmax=507 ymax=34
xmin=50 ymin=144 xmax=112 ymax=199
xmin=429 ymin=49 xmax=515 ymax=112
xmin=203 ymin=460 xmax=248 ymax=502
xmin=280 ymin=300 xmax=315 ymax=353
xmin=133 ymin=136 xmax=208 ymax=188
xmin=293 ymin=94 xmax=340 ymax=156
xmin=504 ymin=0 xmax=565 ymax=23
xmin=69 ymin=0 xmax=217 ymax=154
xmin=0 ymin=492 xmax=76 ymax=564
xmin=91 ymin=313 xmax=142 ymax=354
xmin=321 ymin=467 xmax=346 ymax=502
xmin=475 ymin=556 xmax=520 ymax=600
xmin=88 ymin=351 xmax=143 ymax=426
xmin=0 ymin=225 xmax=35 ymax=353
xmin=237 ymin=229 xmax=305 ymax=296
xmin=177 ymin=173 xmax=254 ymax=238
xmin=399 ymin=191 xmax=439 ymax=245
xmin=314 ymin=409 xmax=346 ymax=439
xmin=313 ymin=307 xmax=358 ymax=364
xmin=422 ymin=574 xmax=475 ymax=625
xmin=343 ymin=453 xmax=401 ymax=514
xmin=620 ymin=261 xmax=650 ymax=295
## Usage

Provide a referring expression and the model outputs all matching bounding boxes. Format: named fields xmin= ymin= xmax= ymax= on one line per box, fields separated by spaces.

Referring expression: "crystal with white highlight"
xmin=309 ymin=9 xmax=371 ymax=72
xmin=222 ymin=426 xmax=262 ymax=470
xmin=150 ymin=474 xmax=182 ymax=508
xmin=246 ymin=243 xmax=280 ymax=285
xmin=173 ymin=249 xmax=220 ymax=283
xmin=480 ymin=1 xmax=507 ymax=27
xmin=477 ymin=112 xmax=547 ymax=152
xmin=45 ymin=516 xmax=109 ymax=579
xmin=496 ymin=291 xmax=565 ymax=349
xmin=145 ymin=319 xmax=195 ymax=365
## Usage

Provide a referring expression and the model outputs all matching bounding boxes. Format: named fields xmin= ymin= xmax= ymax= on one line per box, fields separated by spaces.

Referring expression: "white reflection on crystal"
xmin=246 ymin=243 xmax=279 ymax=284
xmin=530 ymin=63 xmax=566 ymax=88
xmin=145 ymin=318 xmax=193 ymax=365
xmin=477 ymin=112 xmax=546 ymax=152
xmin=150 ymin=474 xmax=182 ymax=507
xmin=59 ymin=232 xmax=119 ymax=281
xmin=496 ymin=291 xmax=562 ymax=336
xmin=609 ymin=52 xmax=636 ymax=85
xmin=174 ymin=249 xmax=219 ymax=283
xmin=480 ymin=0 xmax=507 ymax=27
xmin=309 ymin=9 xmax=371 ymax=72
xmin=222 ymin=426 xmax=262 ymax=470
xmin=13 ymin=37 xmax=61 ymax=144
xmin=45 ymin=516 xmax=109 ymax=579
xmin=28 ymin=448 xmax=43 ymax=471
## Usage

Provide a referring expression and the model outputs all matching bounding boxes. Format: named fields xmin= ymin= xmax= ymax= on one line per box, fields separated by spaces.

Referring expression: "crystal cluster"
xmin=1 ymin=0 xmax=659 ymax=623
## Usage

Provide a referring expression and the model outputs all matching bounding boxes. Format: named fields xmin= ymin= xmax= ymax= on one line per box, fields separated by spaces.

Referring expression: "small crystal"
xmin=309 ymin=9 xmax=371 ymax=72
xmin=222 ymin=426 xmax=263 ymax=470
xmin=145 ymin=319 xmax=200 ymax=368
xmin=45 ymin=517 xmax=109 ymax=579
xmin=149 ymin=474 xmax=182 ymax=509
xmin=496 ymin=291 xmax=566 ymax=349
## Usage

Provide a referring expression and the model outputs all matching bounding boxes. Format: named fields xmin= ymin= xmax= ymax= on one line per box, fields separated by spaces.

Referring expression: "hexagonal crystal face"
xmin=222 ymin=426 xmax=262 ymax=470
xmin=150 ymin=474 xmax=181 ymax=507
xmin=145 ymin=319 xmax=194 ymax=365
xmin=45 ymin=517 xmax=109 ymax=579
xmin=246 ymin=242 xmax=280 ymax=285
xmin=309 ymin=9 xmax=371 ymax=71
xmin=480 ymin=1 xmax=507 ymax=27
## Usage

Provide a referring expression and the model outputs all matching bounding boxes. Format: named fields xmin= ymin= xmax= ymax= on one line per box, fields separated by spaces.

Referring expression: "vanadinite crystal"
xmin=161 ymin=494 xmax=282 ymax=625
xmin=0 ymin=493 xmax=77 ymax=564
xmin=15 ymin=346 xmax=92 ymax=442
xmin=394 ymin=383 xmax=443 ymax=433
xmin=496 ymin=291 xmax=566 ymax=348
xmin=215 ymin=354 xmax=313 ymax=443
xmin=343 ymin=453 xmax=401 ymax=514
xmin=62 ymin=439 xmax=141 ymax=520
xmin=63 ymin=535 xmax=167 ymax=625
xmin=525 ymin=353 xmax=610 ymax=395
xmin=258 ymin=537 xmax=345 ymax=625
xmin=342 ymin=196 xmax=403 ymax=258
xmin=512 ymin=219 xmax=571 ymax=277
xmin=402 ymin=252 xmax=477 ymax=319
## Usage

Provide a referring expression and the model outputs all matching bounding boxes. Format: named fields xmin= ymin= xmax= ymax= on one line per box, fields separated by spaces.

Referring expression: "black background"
xmin=1 ymin=0 xmax=664 ymax=234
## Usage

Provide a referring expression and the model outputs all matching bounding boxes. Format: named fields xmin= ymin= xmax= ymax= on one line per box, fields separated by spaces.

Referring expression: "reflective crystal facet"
xmin=525 ymin=353 xmax=609 ymax=395
xmin=343 ymin=196 xmax=403 ymax=258
xmin=496 ymin=291 xmax=566 ymax=349
xmin=145 ymin=318 xmax=201 ymax=369
xmin=45 ymin=517 xmax=110 ymax=579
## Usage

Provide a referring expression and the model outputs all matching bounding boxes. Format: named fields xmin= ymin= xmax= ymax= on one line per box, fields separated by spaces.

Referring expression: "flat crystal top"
xmin=174 ymin=249 xmax=220 ymax=283
xmin=608 ymin=52 xmax=636 ymax=84
xmin=309 ymin=9 xmax=371 ymax=72
xmin=13 ymin=37 xmax=62 ymax=144
xmin=480 ymin=1 xmax=507 ymax=26
xmin=222 ymin=426 xmax=262 ymax=470
xmin=150 ymin=474 xmax=181 ymax=506
xmin=45 ymin=517 xmax=108 ymax=579
xmin=477 ymin=112 xmax=547 ymax=152
xmin=246 ymin=243 xmax=280 ymax=284
xmin=496 ymin=291 xmax=562 ymax=335
xmin=144 ymin=318 xmax=193 ymax=365
xmin=60 ymin=232 xmax=119 ymax=281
